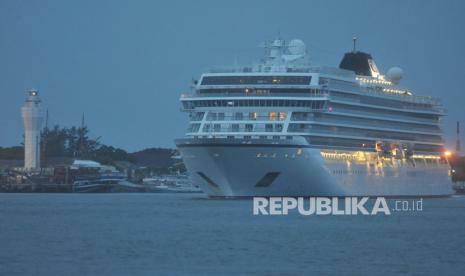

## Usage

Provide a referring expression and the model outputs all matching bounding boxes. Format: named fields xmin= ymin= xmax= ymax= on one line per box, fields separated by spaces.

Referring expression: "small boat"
xmin=142 ymin=174 xmax=202 ymax=193
xmin=453 ymin=182 xmax=465 ymax=194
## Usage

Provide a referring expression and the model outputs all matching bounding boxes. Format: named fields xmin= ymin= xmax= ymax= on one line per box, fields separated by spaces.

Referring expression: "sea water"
xmin=1 ymin=193 xmax=464 ymax=275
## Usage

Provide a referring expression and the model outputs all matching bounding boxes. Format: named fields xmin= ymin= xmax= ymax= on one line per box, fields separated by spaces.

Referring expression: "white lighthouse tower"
xmin=21 ymin=89 xmax=43 ymax=171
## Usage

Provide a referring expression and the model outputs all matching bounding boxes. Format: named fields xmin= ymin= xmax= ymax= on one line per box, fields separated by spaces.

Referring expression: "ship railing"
xmin=200 ymin=126 xmax=284 ymax=133
xmin=309 ymin=66 xmax=356 ymax=78
xmin=326 ymin=80 xmax=442 ymax=106
xmin=330 ymin=95 xmax=444 ymax=114
xmin=185 ymin=93 xmax=329 ymax=98
xmin=203 ymin=116 xmax=289 ymax=122
xmin=330 ymin=108 xmax=442 ymax=124
xmin=360 ymin=86 xmax=441 ymax=105
xmin=206 ymin=65 xmax=313 ymax=73
xmin=289 ymin=118 xmax=442 ymax=134
xmin=285 ymin=129 xmax=442 ymax=143
xmin=205 ymin=65 xmax=353 ymax=76
xmin=207 ymin=67 xmax=254 ymax=73
xmin=180 ymin=89 xmax=330 ymax=99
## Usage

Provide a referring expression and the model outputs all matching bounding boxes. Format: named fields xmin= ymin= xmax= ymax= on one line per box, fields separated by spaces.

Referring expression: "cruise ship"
xmin=175 ymin=38 xmax=453 ymax=197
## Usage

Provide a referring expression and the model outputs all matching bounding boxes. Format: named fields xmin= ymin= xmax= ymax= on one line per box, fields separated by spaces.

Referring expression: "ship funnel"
xmin=339 ymin=51 xmax=380 ymax=77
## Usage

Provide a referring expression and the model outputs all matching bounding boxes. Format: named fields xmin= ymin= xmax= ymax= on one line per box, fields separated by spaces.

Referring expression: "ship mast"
xmin=456 ymin=121 xmax=461 ymax=153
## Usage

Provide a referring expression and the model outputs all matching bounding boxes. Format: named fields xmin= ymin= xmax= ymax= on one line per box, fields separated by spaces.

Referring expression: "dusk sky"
xmin=1 ymin=0 xmax=464 ymax=152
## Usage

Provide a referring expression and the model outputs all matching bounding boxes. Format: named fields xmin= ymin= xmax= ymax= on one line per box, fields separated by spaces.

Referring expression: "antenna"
xmin=45 ymin=109 xmax=49 ymax=130
xmin=78 ymin=113 xmax=86 ymax=158
xmin=81 ymin=112 xmax=86 ymax=128
xmin=352 ymin=36 xmax=357 ymax=52
xmin=42 ymin=109 xmax=49 ymax=167
xmin=456 ymin=121 xmax=461 ymax=153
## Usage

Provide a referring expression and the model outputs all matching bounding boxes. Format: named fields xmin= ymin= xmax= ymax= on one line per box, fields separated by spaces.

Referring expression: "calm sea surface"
xmin=0 ymin=193 xmax=464 ymax=275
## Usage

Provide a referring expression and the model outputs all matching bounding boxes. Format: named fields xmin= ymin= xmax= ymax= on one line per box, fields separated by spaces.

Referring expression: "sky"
xmin=1 ymin=0 xmax=464 ymax=152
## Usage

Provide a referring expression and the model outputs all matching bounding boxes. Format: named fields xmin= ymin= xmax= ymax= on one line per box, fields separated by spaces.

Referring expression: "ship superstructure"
xmin=175 ymin=38 xmax=452 ymax=197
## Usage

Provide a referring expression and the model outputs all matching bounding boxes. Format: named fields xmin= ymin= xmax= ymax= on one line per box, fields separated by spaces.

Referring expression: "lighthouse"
xmin=21 ymin=89 xmax=43 ymax=171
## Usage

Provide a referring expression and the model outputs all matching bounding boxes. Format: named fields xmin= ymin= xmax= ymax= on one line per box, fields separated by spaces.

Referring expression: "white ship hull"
xmin=176 ymin=137 xmax=453 ymax=197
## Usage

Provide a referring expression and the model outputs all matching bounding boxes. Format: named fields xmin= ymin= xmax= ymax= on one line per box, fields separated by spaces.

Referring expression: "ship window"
xmin=279 ymin=112 xmax=286 ymax=120
xmin=265 ymin=124 xmax=273 ymax=132
xmin=192 ymin=112 xmax=204 ymax=121
xmin=183 ymin=102 xmax=192 ymax=109
xmin=183 ymin=99 xmax=327 ymax=109
xmin=245 ymin=124 xmax=253 ymax=132
xmin=188 ymin=123 xmax=201 ymax=132
xmin=231 ymin=124 xmax=239 ymax=131
xmin=249 ymin=112 xmax=258 ymax=120
xmin=201 ymin=76 xmax=311 ymax=85
xmin=319 ymin=77 xmax=329 ymax=85
xmin=269 ymin=112 xmax=277 ymax=121
xmin=291 ymin=112 xmax=311 ymax=121
xmin=234 ymin=112 xmax=243 ymax=120
xmin=213 ymin=124 xmax=221 ymax=131
xmin=207 ymin=112 xmax=217 ymax=120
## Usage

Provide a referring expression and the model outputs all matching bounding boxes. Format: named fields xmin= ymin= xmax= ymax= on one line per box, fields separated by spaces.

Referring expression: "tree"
xmin=39 ymin=124 xmax=130 ymax=165
xmin=0 ymin=146 xmax=24 ymax=160
xmin=41 ymin=125 xmax=68 ymax=157
xmin=93 ymin=145 xmax=133 ymax=165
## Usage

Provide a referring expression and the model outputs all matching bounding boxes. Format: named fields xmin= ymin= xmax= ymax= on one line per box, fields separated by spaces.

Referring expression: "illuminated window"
xmin=269 ymin=112 xmax=277 ymax=121
xmin=279 ymin=112 xmax=286 ymax=120
xmin=249 ymin=112 xmax=258 ymax=120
